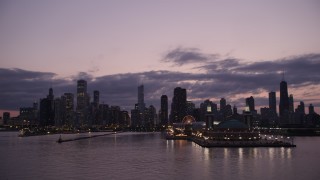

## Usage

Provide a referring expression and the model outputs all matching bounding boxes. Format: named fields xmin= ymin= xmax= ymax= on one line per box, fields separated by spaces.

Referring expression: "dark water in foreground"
xmin=0 ymin=132 xmax=320 ymax=180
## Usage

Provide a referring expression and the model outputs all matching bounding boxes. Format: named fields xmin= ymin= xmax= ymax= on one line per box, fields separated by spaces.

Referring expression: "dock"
xmin=191 ymin=137 xmax=296 ymax=148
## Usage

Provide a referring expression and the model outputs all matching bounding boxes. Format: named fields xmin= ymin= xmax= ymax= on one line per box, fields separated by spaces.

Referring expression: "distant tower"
xmin=138 ymin=85 xmax=145 ymax=112
xmin=245 ymin=96 xmax=255 ymax=112
xmin=93 ymin=90 xmax=100 ymax=106
xmin=186 ymin=101 xmax=195 ymax=116
xmin=77 ymin=80 xmax=88 ymax=111
xmin=40 ymin=88 xmax=55 ymax=126
xmin=233 ymin=105 xmax=238 ymax=115
xmin=47 ymin=87 xmax=54 ymax=100
xmin=289 ymin=94 xmax=294 ymax=112
xmin=3 ymin=112 xmax=10 ymax=125
xmin=76 ymin=79 xmax=88 ymax=126
xmin=160 ymin=95 xmax=168 ymax=126
xmin=170 ymin=87 xmax=187 ymax=123
xmin=64 ymin=93 xmax=74 ymax=126
xmin=309 ymin=104 xmax=315 ymax=114
xmin=220 ymin=98 xmax=226 ymax=110
xmin=268 ymin=91 xmax=277 ymax=113
xmin=205 ymin=104 xmax=214 ymax=130
xmin=296 ymin=101 xmax=305 ymax=114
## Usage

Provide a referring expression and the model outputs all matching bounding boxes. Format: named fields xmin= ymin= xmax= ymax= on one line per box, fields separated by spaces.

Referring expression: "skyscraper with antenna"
xmin=279 ymin=71 xmax=289 ymax=124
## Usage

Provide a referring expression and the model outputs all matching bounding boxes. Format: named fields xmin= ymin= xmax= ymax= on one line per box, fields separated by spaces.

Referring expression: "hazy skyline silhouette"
xmin=1 ymin=0 xmax=320 ymax=116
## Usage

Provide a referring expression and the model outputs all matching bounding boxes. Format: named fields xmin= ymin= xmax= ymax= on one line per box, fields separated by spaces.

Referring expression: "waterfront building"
xmin=203 ymin=119 xmax=260 ymax=141
xmin=160 ymin=95 xmax=168 ymax=126
xmin=170 ymin=87 xmax=187 ymax=123
xmin=260 ymin=107 xmax=277 ymax=127
xmin=243 ymin=106 xmax=253 ymax=129
xmin=200 ymin=100 xmax=217 ymax=122
xmin=205 ymin=104 xmax=214 ymax=130
xmin=20 ymin=107 xmax=37 ymax=126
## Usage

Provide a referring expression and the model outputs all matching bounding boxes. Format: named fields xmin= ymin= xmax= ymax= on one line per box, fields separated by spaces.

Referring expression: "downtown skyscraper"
xmin=40 ymin=88 xmax=55 ymax=126
xmin=76 ymin=79 xmax=89 ymax=126
xmin=93 ymin=90 xmax=100 ymax=106
xmin=269 ymin=91 xmax=277 ymax=113
xmin=279 ymin=80 xmax=289 ymax=116
xmin=245 ymin=96 xmax=255 ymax=112
xmin=170 ymin=87 xmax=187 ymax=123
xmin=64 ymin=93 xmax=74 ymax=127
xmin=160 ymin=95 xmax=168 ymax=126
xmin=138 ymin=85 xmax=145 ymax=112
xmin=279 ymin=80 xmax=289 ymax=124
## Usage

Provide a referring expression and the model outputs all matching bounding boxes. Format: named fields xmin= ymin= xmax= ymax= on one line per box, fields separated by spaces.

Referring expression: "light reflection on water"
xmin=0 ymin=132 xmax=320 ymax=180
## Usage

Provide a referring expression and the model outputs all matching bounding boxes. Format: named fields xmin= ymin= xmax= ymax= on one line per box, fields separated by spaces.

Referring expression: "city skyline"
xmin=1 ymin=0 xmax=320 ymax=116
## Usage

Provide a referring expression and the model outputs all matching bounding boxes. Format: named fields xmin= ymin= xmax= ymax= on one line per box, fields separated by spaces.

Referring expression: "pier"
xmin=191 ymin=136 xmax=296 ymax=148
xmin=57 ymin=131 xmax=121 ymax=143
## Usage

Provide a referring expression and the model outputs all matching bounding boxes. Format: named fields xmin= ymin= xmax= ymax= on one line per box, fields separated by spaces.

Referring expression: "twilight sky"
xmin=1 ymin=0 xmax=320 ymax=116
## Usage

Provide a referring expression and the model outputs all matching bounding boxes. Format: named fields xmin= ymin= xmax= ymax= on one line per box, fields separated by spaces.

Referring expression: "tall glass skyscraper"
xmin=77 ymin=80 xmax=87 ymax=111
xmin=138 ymin=85 xmax=145 ymax=112
xmin=76 ymin=79 xmax=88 ymax=126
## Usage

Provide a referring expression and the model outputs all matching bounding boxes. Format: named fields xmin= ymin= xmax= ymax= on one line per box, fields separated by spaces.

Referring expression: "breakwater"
xmin=57 ymin=131 xmax=121 ymax=143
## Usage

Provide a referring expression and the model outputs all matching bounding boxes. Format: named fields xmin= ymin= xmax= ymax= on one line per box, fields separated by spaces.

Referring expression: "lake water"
xmin=0 ymin=132 xmax=320 ymax=180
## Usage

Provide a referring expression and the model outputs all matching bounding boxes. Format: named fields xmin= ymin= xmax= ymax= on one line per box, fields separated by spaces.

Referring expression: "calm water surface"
xmin=0 ymin=132 xmax=320 ymax=180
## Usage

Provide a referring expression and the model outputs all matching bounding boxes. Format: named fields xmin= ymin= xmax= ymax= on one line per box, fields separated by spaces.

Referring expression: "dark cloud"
xmin=0 ymin=68 xmax=71 ymax=110
xmin=162 ymin=47 xmax=218 ymax=65
xmin=1 ymin=53 xmax=320 ymax=115
xmin=235 ymin=54 xmax=320 ymax=77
